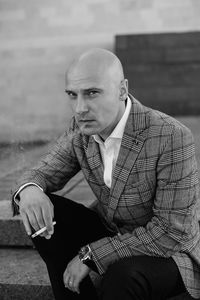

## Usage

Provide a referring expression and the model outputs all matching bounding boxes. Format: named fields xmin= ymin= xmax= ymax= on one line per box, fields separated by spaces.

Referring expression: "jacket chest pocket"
xmin=114 ymin=181 xmax=155 ymax=227
xmin=122 ymin=180 xmax=155 ymax=205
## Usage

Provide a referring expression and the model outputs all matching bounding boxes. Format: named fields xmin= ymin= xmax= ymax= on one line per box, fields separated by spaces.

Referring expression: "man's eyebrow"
xmin=65 ymin=89 xmax=76 ymax=93
xmin=65 ymin=88 xmax=102 ymax=93
xmin=84 ymin=88 xmax=102 ymax=92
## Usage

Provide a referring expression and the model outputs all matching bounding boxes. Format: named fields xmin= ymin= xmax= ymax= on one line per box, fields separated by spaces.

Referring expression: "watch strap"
xmin=78 ymin=245 xmax=98 ymax=273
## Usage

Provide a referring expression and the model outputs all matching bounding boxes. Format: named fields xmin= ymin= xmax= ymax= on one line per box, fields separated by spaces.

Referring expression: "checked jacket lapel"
xmin=85 ymin=135 xmax=110 ymax=200
xmin=107 ymin=96 xmax=149 ymax=222
xmin=86 ymin=136 xmax=104 ymax=184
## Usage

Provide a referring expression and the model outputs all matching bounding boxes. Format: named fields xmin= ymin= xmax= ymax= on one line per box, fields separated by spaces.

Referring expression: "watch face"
xmin=79 ymin=245 xmax=91 ymax=261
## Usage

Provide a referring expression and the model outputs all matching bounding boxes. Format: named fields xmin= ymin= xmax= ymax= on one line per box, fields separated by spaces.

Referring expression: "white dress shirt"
xmin=93 ymin=96 xmax=131 ymax=188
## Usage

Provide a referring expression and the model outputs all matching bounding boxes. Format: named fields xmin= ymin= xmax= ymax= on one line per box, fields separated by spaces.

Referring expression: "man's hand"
xmin=19 ymin=185 xmax=54 ymax=239
xmin=63 ymin=255 xmax=90 ymax=294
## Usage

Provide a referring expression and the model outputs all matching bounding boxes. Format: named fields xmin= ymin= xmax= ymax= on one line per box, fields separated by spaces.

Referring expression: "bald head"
xmin=65 ymin=48 xmax=128 ymax=140
xmin=66 ymin=48 xmax=125 ymax=87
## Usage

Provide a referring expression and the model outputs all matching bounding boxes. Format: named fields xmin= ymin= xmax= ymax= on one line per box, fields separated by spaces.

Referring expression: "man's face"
xmin=65 ymin=69 xmax=125 ymax=140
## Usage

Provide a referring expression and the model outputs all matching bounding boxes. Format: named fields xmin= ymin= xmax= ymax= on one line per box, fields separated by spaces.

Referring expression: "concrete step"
xmin=0 ymin=200 xmax=33 ymax=247
xmin=0 ymin=248 xmax=54 ymax=300
xmin=0 ymin=201 xmax=32 ymax=247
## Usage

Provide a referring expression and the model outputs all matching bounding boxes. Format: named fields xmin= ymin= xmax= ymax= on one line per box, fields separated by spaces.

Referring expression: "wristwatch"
xmin=78 ymin=245 xmax=98 ymax=272
xmin=79 ymin=245 xmax=92 ymax=264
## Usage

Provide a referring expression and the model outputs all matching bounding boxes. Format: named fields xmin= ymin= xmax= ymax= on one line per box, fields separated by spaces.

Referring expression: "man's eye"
xmin=88 ymin=91 xmax=98 ymax=96
xmin=66 ymin=91 xmax=77 ymax=99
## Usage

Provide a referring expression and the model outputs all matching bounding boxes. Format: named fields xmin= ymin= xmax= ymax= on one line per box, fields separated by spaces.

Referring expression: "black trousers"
xmin=31 ymin=194 xmax=185 ymax=300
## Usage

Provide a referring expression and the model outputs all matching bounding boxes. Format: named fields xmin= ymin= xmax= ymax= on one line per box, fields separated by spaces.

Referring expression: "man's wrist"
xmin=14 ymin=183 xmax=44 ymax=205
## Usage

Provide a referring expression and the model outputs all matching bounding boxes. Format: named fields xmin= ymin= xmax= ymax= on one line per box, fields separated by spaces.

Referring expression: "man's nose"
xmin=75 ymin=97 xmax=88 ymax=114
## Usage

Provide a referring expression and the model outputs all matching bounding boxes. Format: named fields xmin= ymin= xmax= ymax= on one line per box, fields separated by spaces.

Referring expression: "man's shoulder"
xmin=129 ymin=95 xmax=192 ymax=138
xmin=147 ymin=106 xmax=192 ymax=136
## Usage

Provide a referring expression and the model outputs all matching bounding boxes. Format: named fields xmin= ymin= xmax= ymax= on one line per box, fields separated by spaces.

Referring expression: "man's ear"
xmin=120 ymin=79 xmax=128 ymax=101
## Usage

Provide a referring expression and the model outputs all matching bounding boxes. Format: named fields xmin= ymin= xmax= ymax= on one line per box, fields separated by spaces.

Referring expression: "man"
xmin=12 ymin=48 xmax=200 ymax=300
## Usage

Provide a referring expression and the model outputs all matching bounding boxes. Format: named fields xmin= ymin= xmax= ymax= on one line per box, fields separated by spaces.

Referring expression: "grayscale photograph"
xmin=0 ymin=0 xmax=200 ymax=299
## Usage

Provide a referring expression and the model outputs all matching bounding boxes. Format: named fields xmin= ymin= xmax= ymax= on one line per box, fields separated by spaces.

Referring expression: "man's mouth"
xmin=78 ymin=119 xmax=94 ymax=123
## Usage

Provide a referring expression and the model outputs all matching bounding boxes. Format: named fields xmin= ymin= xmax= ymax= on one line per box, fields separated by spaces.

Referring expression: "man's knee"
xmin=100 ymin=258 xmax=150 ymax=299
xmin=47 ymin=193 xmax=88 ymax=217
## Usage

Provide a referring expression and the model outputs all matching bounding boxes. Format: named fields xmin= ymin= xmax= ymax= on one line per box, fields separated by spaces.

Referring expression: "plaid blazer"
xmin=12 ymin=95 xmax=200 ymax=298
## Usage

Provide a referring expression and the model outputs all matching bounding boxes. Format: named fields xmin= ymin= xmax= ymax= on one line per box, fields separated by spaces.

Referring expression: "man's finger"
xmin=35 ymin=208 xmax=46 ymax=231
xmin=35 ymin=210 xmax=52 ymax=238
xmin=20 ymin=212 xmax=32 ymax=236
xmin=26 ymin=210 xmax=43 ymax=235
xmin=73 ymin=279 xmax=80 ymax=294
xmin=63 ymin=269 xmax=70 ymax=288
xmin=42 ymin=206 xmax=54 ymax=235
xmin=63 ymin=271 xmax=80 ymax=294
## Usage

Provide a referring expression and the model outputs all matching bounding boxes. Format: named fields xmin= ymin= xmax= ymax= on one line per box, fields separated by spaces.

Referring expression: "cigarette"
xmin=31 ymin=221 xmax=56 ymax=238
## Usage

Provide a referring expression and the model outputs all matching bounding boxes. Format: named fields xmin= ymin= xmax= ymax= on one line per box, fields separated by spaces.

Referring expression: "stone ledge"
xmin=0 ymin=248 xmax=54 ymax=300
xmin=0 ymin=284 xmax=54 ymax=300
xmin=0 ymin=200 xmax=32 ymax=247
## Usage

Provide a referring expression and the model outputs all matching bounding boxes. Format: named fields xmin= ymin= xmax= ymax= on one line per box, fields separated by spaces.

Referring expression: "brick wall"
xmin=0 ymin=0 xmax=200 ymax=142
xmin=116 ymin=31 xmax=200 ymax=115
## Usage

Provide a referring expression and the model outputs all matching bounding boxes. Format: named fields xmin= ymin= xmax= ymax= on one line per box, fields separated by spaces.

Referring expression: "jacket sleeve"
xmin=11 ymin=122 xmax=81 ymax=215
xmin=89 ymin=125 xmax=200 ymax=274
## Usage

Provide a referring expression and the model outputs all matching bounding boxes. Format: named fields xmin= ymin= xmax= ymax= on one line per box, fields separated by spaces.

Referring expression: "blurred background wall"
xmin=0 ymin=0 xmax=200 ymax=143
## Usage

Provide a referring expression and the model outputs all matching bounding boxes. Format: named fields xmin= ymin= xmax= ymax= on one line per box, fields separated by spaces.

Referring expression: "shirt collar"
xmin=93 ymin=96 xmax=131 ymax=144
